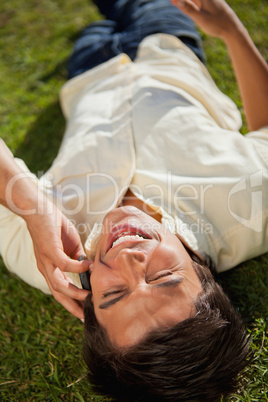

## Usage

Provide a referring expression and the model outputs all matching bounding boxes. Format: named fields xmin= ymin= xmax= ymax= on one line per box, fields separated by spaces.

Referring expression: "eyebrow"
xmin=98 ymin=278 xmax=183 ymax=310
xmin=154 ymin=277 xmax=183 ymax=288
xmin=99 ymin=293 xmax=128 ymax=310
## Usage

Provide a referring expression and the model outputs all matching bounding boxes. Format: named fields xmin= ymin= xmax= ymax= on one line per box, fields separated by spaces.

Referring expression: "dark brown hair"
xmin=83 ymin=253 xmax=251 ymax=401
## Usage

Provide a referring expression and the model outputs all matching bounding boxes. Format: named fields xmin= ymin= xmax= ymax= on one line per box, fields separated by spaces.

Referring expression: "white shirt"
xmin=1 ymin=34 xmax=267 ymax=294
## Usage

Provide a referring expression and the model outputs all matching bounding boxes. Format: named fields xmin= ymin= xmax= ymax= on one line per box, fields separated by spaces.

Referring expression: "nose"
xmin=114 ymin=248 xmax=147 ymax=284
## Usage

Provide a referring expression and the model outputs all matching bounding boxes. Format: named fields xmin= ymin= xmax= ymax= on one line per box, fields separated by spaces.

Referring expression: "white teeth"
xmin=111 ymin=234 xmax=146 ymax=248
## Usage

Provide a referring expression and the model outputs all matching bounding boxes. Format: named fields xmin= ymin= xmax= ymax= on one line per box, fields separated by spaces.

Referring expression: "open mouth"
xmin=106 ymin=224 xmax=152 ymax=253
xmin=111 ymin=232 xmax=149 ymax=249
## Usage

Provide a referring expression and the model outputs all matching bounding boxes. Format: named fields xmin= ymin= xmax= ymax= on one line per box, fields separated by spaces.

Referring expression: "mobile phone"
xmin=78 ymin=255 xmax=91 ymax=291
xmin=79 ymin=271 xmax=91 ymax=291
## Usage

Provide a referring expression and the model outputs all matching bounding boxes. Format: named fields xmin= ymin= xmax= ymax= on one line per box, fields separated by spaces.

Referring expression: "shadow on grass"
xmin=15 ymin=35 xmax=79 ymax=173
xmin=38 ymin=60 xmax=69 ymax=84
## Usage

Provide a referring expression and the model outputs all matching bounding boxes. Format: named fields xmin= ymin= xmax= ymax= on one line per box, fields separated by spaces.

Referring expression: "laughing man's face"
xmin=90 ymin=206 xmax=202 ymax=348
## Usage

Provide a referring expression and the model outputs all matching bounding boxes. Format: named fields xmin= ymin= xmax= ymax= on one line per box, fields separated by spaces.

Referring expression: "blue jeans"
xmin=68 ymin=0 xmax=205 ymax=79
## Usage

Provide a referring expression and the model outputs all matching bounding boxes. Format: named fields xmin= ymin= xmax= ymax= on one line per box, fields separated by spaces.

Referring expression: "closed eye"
xmin=99 ymin=292 xmax=128 ymax=310
xmin=98 ymin=277 xmax=183 ymax=310
xmin=103 ymin=289 xmax=126 ymax=298
xmin=151 ymin=271 xmax=172 ymax=281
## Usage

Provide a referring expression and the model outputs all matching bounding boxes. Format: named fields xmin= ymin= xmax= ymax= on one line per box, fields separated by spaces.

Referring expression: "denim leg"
xmin=112 ymin=0 xmax=205 ymax=62
xmin=69 ymin=0 xmax=205 ymax=79
xmin=91 ymin=0 xmax=118 ymax=21
xmin=68 ymin=20 xmax=122 ymax=79
xmin=92 ymin=0 xmax=170 ymax=26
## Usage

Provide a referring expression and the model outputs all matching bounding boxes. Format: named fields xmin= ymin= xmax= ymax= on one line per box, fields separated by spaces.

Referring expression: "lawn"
xmin=0 ymin=0 xmax=267 ymax=401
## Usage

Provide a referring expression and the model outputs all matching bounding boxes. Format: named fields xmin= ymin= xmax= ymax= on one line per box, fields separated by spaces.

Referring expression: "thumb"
xmin=172 ymin=0 xmax=201 ymax=18
xmin=54 ymin=248 xmax=91 ymax=273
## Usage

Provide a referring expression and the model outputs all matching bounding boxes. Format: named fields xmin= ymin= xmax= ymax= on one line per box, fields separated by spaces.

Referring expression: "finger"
xmin=45 ymin=266 xmax=90 ymax=301
xmin=42 ymin=267 xmax=88 ymax=319
xmin=67 ymin=240 xmax=86 ymax=261
xmin=41 ymin=267 xmax=86 ymax=319
xmin=54 ymin=249 xmax=92 ymax=273
xmin=174 ymin=0 xmax=212 ymax=30
xmin=172 ymin=0 xmax=201 ymax=16
xmin=51 ymin=290 xmax=85 ymax=320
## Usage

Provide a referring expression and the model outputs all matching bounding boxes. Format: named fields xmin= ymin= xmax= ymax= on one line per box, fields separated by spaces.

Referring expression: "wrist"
xmin=5 ymin=173 xmax=43 ymax=218
xmin=220 ymin=18 xmax=248 ymax=45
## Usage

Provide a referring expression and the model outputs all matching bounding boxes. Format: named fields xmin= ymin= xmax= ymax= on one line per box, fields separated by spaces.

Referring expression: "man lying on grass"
xmin=0 ymin=0 xmax=268 ymax=400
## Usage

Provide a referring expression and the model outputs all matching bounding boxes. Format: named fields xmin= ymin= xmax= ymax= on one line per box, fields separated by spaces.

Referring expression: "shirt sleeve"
xmin=245 ymin=126 xmax=268 ymax=167
xmin=0 ymin=203 xmax=52 ymax=294
xmin=0 ymin=156 xmax=82 ymax=293
xmin=245 ymin=126 xmax=268 ymax=141
xmin=0 ymin=156 xmax=51 ymax=294
xmin=216 ymin=127 xmax=268 ymax=272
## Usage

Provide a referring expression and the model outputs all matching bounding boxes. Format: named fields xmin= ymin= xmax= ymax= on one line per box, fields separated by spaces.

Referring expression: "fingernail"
xmin=80 ymin=318 xmax=85 ymax=323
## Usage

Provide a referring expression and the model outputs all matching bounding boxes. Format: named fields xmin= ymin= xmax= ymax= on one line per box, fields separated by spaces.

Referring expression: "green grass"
xmin=0 ymin=0 xmax=267 ymax=400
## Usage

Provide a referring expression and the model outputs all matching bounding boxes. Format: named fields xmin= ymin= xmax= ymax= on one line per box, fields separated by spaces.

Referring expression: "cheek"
xmin=90 ymin=267 xmax=104 ymax=289
xmin=90 ymin=263 xmax=106 ymax=295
